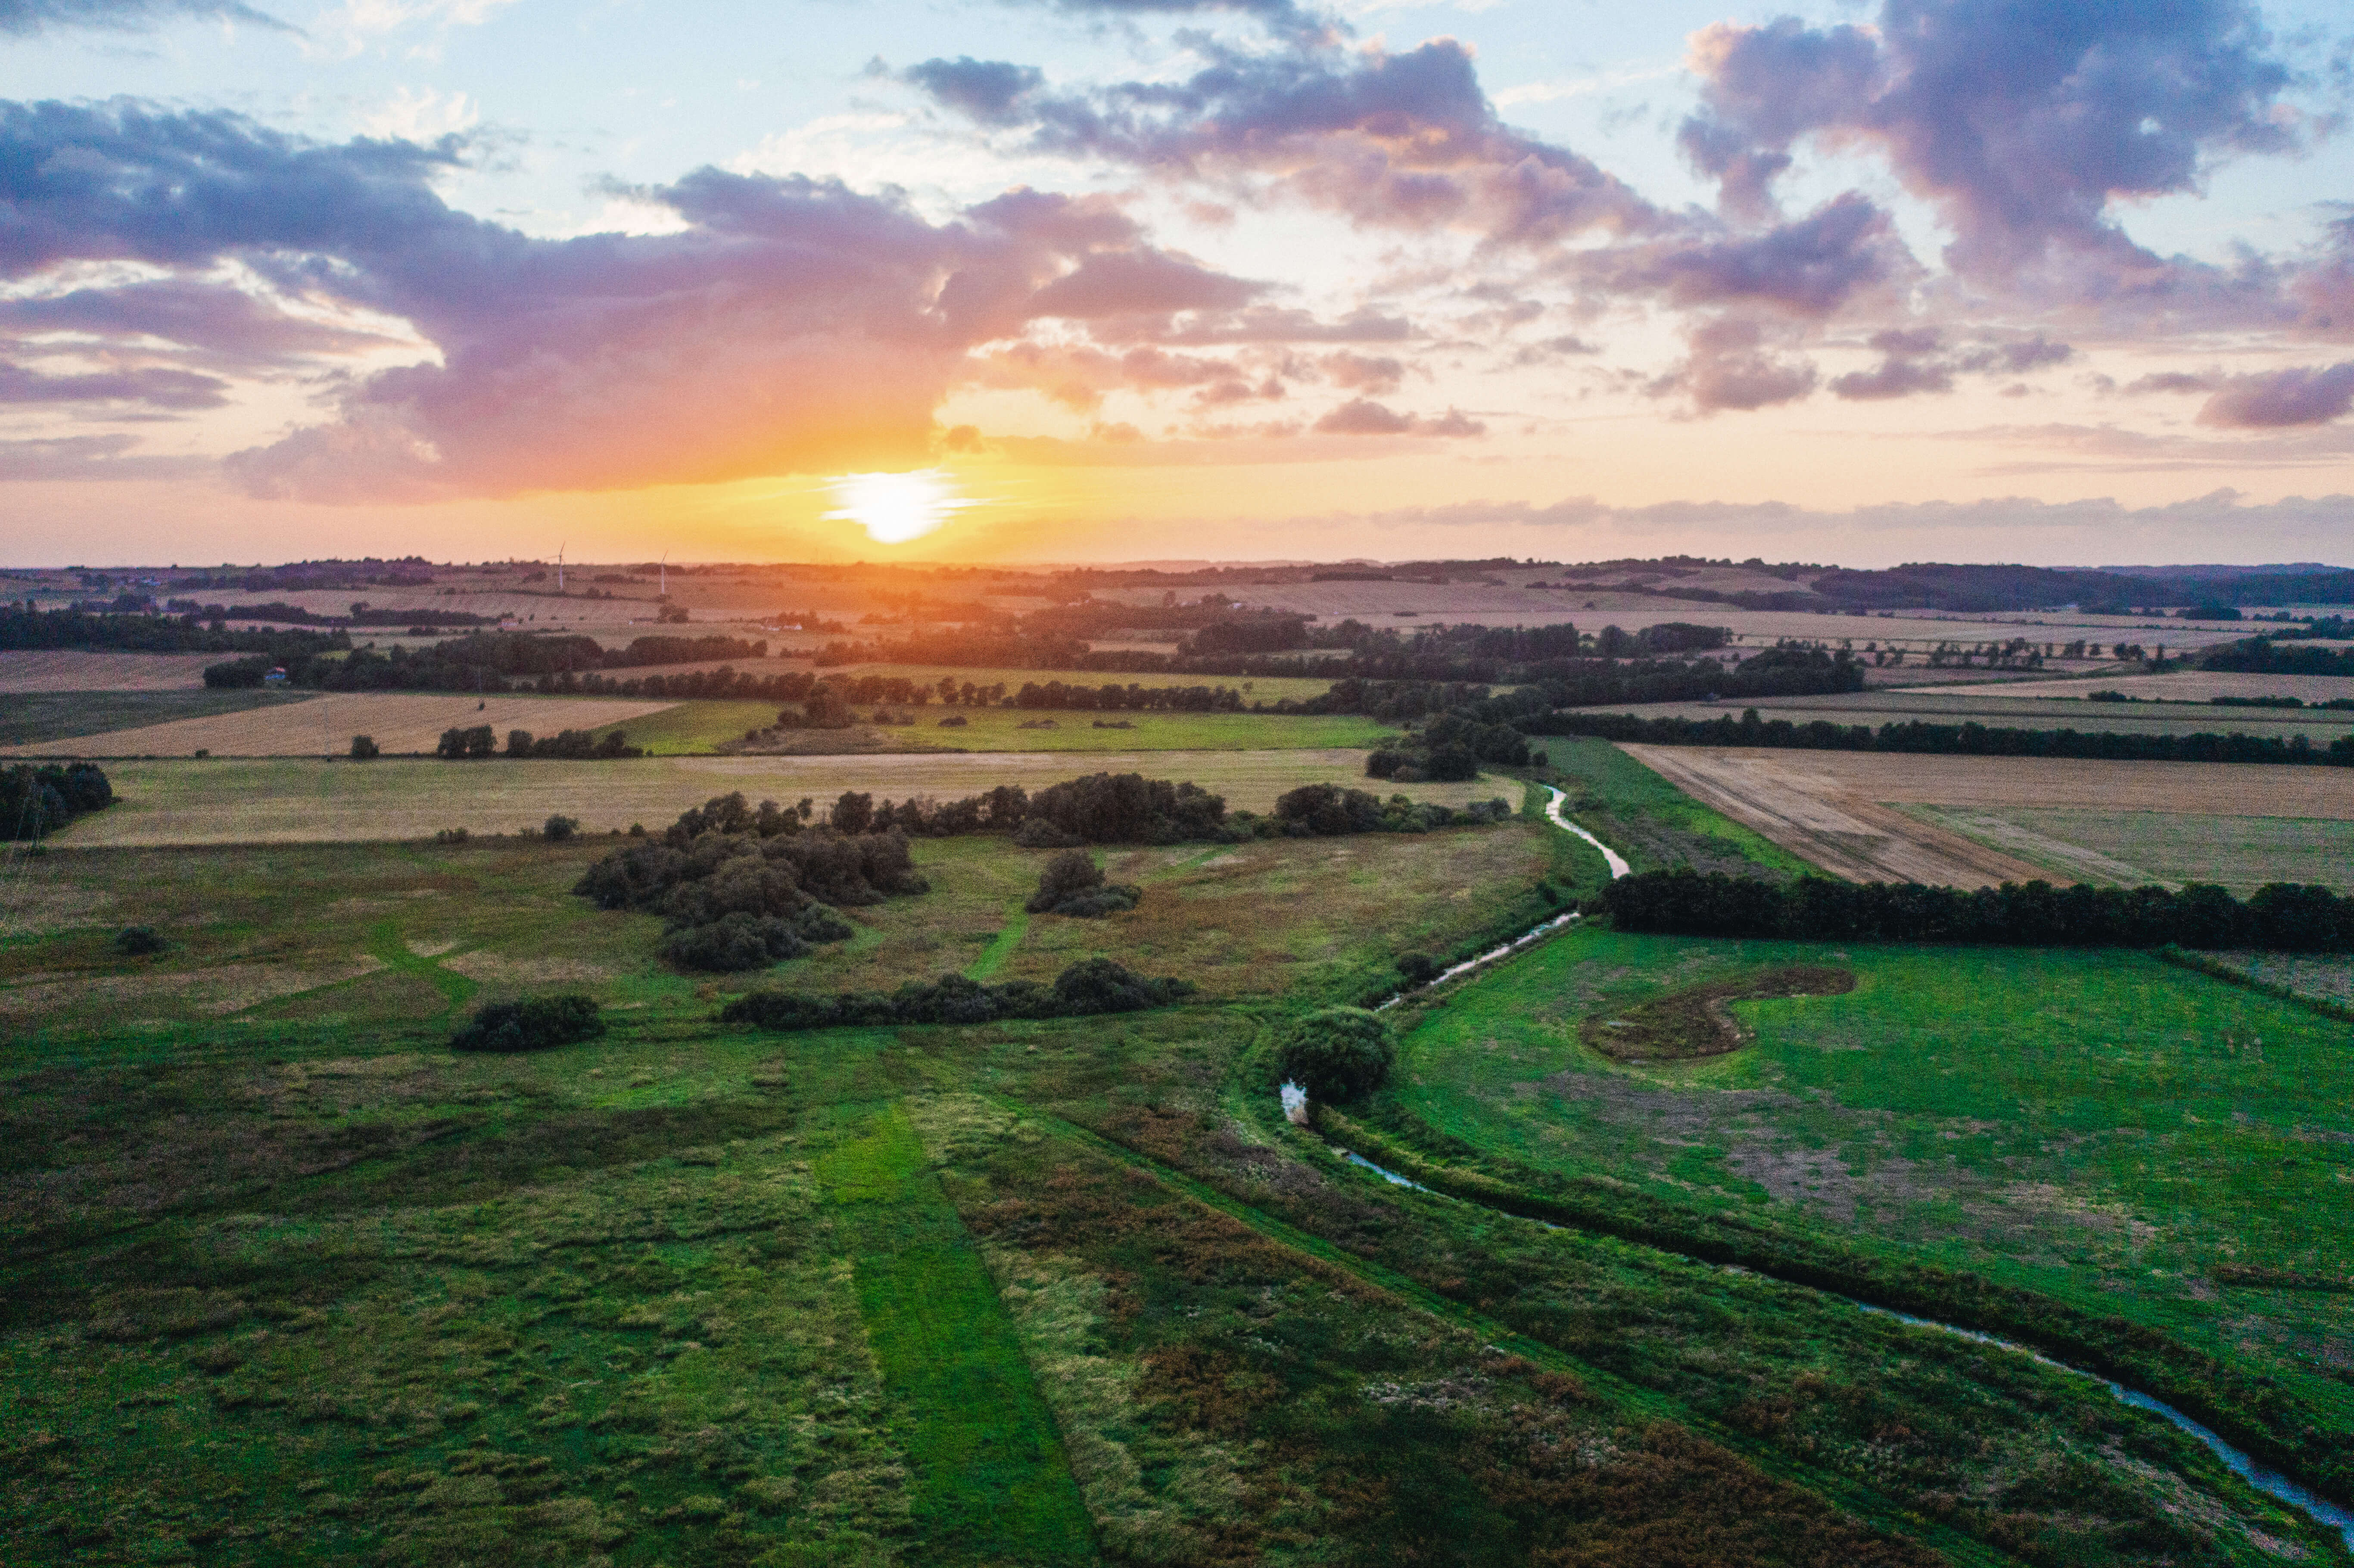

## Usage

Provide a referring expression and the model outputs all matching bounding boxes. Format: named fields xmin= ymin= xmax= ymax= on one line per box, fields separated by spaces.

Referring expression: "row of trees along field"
xmin=1525 ymin=707 xmax=2354 ymax=766
xmin=0 ymin=762 xmax=112 ymax=840
xmin=1602 ymin=868 xmax=2354 ymax=951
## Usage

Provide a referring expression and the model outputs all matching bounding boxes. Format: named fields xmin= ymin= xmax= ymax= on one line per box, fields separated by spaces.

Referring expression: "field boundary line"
xmin=2155 ymin=947 xmax=2354 ymax=1024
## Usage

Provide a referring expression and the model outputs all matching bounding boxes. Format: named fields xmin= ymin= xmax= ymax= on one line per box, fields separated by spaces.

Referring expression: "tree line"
xmin=1 ymin=762 xmax=112 ymax=841
xmin=1601 ymin=868 xmax=2354 ymax=952
xmin=204 ymin=631 xmax=769 ymax=689
xmin=433 ymin=726 xmax=642 ymax=760
xmin=3 ymin=605 xmax=349 ymax=659
xmin=1525 ymin=707 xmax=2354 ymax=767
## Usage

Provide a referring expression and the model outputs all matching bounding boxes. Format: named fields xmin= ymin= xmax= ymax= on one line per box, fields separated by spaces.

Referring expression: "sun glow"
xmin=822 ymin=469 xmax=978 ymax=544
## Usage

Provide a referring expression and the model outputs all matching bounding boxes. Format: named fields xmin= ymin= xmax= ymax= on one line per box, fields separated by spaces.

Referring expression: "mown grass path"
xmin=814 ymin=1102 xmax=1096 ymax=1564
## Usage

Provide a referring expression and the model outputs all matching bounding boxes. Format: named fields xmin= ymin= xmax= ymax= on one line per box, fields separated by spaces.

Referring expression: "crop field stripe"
xmin=993 ymin=1093 xmax=2028 ymax=1568
xmin=964 ymin=900 xmax=1031 ymax=981
xmin=816 ymin=1103 xmax=1097 ymax=1564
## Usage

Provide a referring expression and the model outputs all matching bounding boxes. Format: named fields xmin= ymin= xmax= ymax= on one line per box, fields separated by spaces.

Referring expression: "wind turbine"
xmin=659 ymin=551 xmax=668 ymax=599
xmin=556 ymin=542 xmax=566 ymax=595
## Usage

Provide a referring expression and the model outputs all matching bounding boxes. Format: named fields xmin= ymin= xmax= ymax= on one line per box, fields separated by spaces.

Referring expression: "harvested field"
xmin=1909 ymin=806 xmax=2354 ymax=893
xmin=0 ymin=650 xmax=227 ymax=691
xmin=1618 ymin=744 xmax=2354 ymax=887
xmin=1949 ymin=671 xmax=2354 ymax=704
xmin=0 ymin=691 xmax=680 ymax=758
xmin=1570 ymin=687 xmax=2354 ymax=742
xmin=47 ymin=751 xmax=1505 ymax=846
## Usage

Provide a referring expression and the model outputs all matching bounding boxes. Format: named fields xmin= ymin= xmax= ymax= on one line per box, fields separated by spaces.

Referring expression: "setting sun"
xmin=823 ymin=470 xmax=977 ymax=545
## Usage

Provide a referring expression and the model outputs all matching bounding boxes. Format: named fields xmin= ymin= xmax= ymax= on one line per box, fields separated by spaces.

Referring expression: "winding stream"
xmin=1289 ymin=793 xmax=2354 ymax=1549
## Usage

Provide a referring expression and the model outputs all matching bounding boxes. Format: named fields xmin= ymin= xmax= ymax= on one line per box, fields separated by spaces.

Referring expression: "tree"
xmin=349 ymin=734 xmax=380 ymax=760
xmin=437 ymin=725 xmax=495 ymax=759
xmin=1274 ymin=1008 xmax=1397 ymax=1102
xmin=1025 ymin=849 xmax=1140 ymax=917
xmin=830 ymin=791 xmax=874 ymax=834
xmin=115 ymin=925 xmax=167 ymax=955
xmin=543 ymin=814 xmax=579 ymax=842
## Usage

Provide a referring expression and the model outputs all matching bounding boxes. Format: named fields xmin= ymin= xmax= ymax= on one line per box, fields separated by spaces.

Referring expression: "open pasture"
xmin=610 ymin=698 xmax=1396 ymax=756
xmin=1385 ymin=926 xmax=2354 ymax=1450
xmin=43 ymin=751 xmax=1503 ymax=847
xmin=1622 ymin=743 xmax=2354 ymax=887
xmin=0 ymin=651 xmax=227 ymax=692
xmin=2 ymin=692 xmax=682 ymax=759
xmin=1907 ymin=805 xmax=2354 ymax=893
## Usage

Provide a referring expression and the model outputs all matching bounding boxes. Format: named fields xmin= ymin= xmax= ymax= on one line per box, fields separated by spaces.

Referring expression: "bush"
xmin=1274 ymin=1008 xmax=1397 ymax=1102
xmin=449 ymin=994 xmax=606 ymax=1052
xmin=349 ymin=734 xmax=380 ymax=760
xmin=434 ymin=827 xmax=470 ymax=844
xmin=721 ymin=957 xmax=1195 ymax=1031
xmin=115 ymin=925 xmax=167 ymax=956
xmin=1012 ymin=816 xmax=1085 ymax=849
xmin=1396 ymin=952 xmax=1439 ymax=986
xmin=543 ymin=814 xmax=580 ymax=842
xmin=1025 ymin=849 xmax=1141 ymax=916
xmin=660 ymin=912 xmax=812 ymax=971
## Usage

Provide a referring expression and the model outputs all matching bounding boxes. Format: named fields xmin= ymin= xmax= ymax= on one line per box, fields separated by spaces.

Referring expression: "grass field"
xmin=42 ymin=752 xmax=1496 ymax=846
xmin=602 ymin=699 xmax=1398 ymax=756
xmin=2 ymin=693 xmax=682 ymax=759
xmin=1380 ymin=927 xmax=2354 ymax=1452
xmin=0 ymin=690 xmax=312 ymax=747
xmin=821 ymin=662 xmax=1341 ymax=705
xmin=1908 ymin=805 xmax=2354 ymax=892
xmin=0 ymin=652 xmax=227 ymax=693
xmin=0 ymin=819 xmax=1552 ymax=1043
xmin=1540 ymin=737 xmax=1819 ymax=879
xmin=1621 ymin=743 xmax=2354 ymax=887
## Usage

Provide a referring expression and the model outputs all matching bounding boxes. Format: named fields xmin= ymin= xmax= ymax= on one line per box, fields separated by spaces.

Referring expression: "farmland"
xmin=40 ymin=752 xmax=1505 ymax=847
xmin=605 ymin=699 xmax=1397 ymax=757
xmin=0 ymin=651 xmax=227 ymax=692
xmin=1572 ymin=686 xmax=2354 ymax=744
xmin=820 ymin=663 xmax=1341 ymax=705
xmin=0 ymin=693 xmax=682 ymax=759
xmin=1906 ymin=805 xmax=2354 ymax=892
xmin=0 ymin=690 xmax=311 ymax=748
xmin=1619 ymin=743 xmax=2354 ymax=887
xmin=1376 ymin=927 xmax=2354 ymax=1472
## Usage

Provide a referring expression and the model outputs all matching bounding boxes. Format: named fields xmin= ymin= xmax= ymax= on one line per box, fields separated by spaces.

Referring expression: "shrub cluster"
xmin=573 ymin=791 xmax=926 ymax=971
xmin=449 ymin=994 xmax=606 ymax=1052
xmin=1527 ymin=706 xmax=2354 ymax=768
xmin=1025 ymin=850 xmax=1140 ymax=917
xmin=1 ymin=762 xmax=112 ymax=841
xmin=721 ymin=957 xmax=1195 ymax=1030
xmin=1601 ymin=868 xmax=2354 ymax=952
xmin=1274 ymin=1008 xmax=1398 ymax=1101
xmin=1271 ymin=783 xmax=1512 ymax=836
xmin=833 ymin=771 xmax=1230 ymax=844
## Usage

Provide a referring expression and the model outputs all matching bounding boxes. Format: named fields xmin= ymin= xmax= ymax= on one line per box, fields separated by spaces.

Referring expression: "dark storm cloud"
xmin=908 ymin=37 xmax=1659 ymax=247
xmin=0 ymin=0 xmax=289 ymax=37
xmin=2197 ymin=363 xmax=2354 ymax=427
xmin=1679 ymin=0 xmax=2299 ymax=290
xmin=0 ymin=100 xmax=1276 ymax=498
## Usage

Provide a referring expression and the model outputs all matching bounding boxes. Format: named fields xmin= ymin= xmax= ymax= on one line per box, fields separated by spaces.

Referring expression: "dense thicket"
xmin=2200 ymin=636 xmax=2354 ymax=677
xmin=1 ymin=762 xmax=113 ymax=840
xmin=720 ymin=957 xmax=1195 ymax=1030
xmin=1272 ymin=783 xmax=1513 ymax=835
xmin=573 ymin=791 xmax=927 ymax=971
xmin=1601 ymin=868 xmax=2354 ymax=952
xmin=1024 ymin=850 xmax=1140 ymax=917
xmin=1274 ymin=1008 xmax=1397 ymax=1101
xmin=834 ymin=772 xmax=1232 ymax=843
xmin=448 ymin=995 xmax=606 ymax=1052
xmin=1527 ymin=706 xmax=2354 ymax=767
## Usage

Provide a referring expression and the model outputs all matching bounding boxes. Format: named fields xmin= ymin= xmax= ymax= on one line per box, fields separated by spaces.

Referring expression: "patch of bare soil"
xmin=439 ymin=952 xmax=615 ymax=985
xmin=1581 ymin=965 xmax=1857 ymax=1062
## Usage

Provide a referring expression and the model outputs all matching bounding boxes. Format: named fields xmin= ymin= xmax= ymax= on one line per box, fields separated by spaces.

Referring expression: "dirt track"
xmin=1619 ymin=745 xmax=2354 ymax=887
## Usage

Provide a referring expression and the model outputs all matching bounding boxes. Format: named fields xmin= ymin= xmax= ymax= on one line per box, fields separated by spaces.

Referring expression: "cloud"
xmin=0 ymin=100 xmax=1274 ymax=501
xmin=0 ymin=277 xmax=400 ymax=364
xmin=1311 ymin=396 xmax=1482 ymax=435
xmin=909 ymin=37 xmax=1659 ymax=247
xmin=0 ymin=360 xmax=227 ymax=407
xmin=2196 ymin=362 xmax=2354 ymax=428
xmin=1573 ymin=192 xmax=1906 ymax=317
xmin=1318 ymin=350 xmax=1402 ymax=393
xmin=1653 ymin=317 xmax=1817 ymax=413
xmin=0 ymin=0 xmax=289 ymax=35
xmin=0 ymin=432 xmax=209 ymax=479
xmin=1679 ymin=0 xmax=2300 ymax=296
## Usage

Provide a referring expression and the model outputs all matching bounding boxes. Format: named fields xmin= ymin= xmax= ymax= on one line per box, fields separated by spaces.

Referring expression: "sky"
xmin=0 ymin=0 xmax=2349 ymax=567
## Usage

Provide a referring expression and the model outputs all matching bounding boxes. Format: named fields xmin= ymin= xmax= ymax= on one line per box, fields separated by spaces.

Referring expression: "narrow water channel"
xmin=1292 ymin=795 xmax=2354 ymax=1549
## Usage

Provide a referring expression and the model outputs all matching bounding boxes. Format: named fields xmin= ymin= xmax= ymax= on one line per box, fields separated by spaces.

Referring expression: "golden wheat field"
xmin=0 ymin=692 xmax=682 ymax=757
xmin=46 ymin=750 xmax=1506 ymax=845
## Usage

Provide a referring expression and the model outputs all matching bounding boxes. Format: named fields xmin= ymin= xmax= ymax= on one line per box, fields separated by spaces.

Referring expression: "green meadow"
xmin=600 ymin=700 xmax=1398 ymax=756
xmin=1541 ymin=736 xmax=1818 ymax=877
